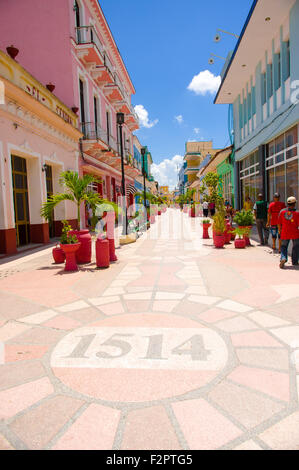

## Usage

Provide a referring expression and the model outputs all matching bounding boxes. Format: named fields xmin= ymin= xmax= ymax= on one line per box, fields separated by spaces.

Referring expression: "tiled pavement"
xmin=0 ymin=209 xmax=299 ymax=450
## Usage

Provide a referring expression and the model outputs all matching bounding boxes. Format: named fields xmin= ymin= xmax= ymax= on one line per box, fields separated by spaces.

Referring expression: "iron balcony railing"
xmin=81 ymin=122 xmax=118 ymax=152
xmin=76 ymin=26 xmax=105 ymax=59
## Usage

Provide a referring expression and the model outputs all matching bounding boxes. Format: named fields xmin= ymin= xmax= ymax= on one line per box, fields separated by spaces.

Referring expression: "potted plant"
xmin=59 ymin=220 xmax=81 ymax=271
xmin=231 ymin=227 xmax=250 ymax=249
xmin=234 ymin=210 xmax=254 ymax=246
xmin=212 ymin=211 xmax=226 ymax=248
xmin=201 ymin=219 xmax=211 ymax=239
xmin=52 ymin=243 xmax=65 ymax=264
xmin=41 ymin=171 xmax=111 ymax=264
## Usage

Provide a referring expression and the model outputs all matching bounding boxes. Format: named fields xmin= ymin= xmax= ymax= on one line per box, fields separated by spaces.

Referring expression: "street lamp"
xmin=141 ymin=147 xmax=147 ymax=223
xmin=116 ymin=112 xmax=127 ymax=236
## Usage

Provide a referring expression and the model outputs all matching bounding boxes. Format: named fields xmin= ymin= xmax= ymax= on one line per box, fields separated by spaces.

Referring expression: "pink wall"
xmin=0 ymin=0 xmax=74 ymax=108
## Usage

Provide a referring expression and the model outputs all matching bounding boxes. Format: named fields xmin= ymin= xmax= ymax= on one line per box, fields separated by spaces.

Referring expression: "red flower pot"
xmin=96 ymin=237 xmax=110 ymax=269
xmin=190 ymin=207 xmax=196 ymax=218
xmin=234 ymin=238 xmax=246 ymax=249
xmin=239 ymin=226 xmax=251 ymax=246
xmin=69 ymin=230 xmax=92 ymax=263
xmin=202 ymin=223 xmax=211 ymax=239
xmin=61 ymin=243 xmax=81 ymax=271
xmin=46 ymin=83 xmax=55 ymax=93
xmin=6 ymin=45 xmax=19 ymax=60
xmin=213 ymin=233 xmax=225 ymax=248
xmin=158 ymin=210 xmax=162 ymax=215
xmin=52 ymin=245 xmax=65 ymax=264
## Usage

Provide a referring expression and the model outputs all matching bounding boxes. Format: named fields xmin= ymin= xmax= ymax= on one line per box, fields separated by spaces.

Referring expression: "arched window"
xmin=74 ymin=1 xmax=81 ymax=28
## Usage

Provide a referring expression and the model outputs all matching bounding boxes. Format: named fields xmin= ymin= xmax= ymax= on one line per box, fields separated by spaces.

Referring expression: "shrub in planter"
xmin=231 ymin=227 xmax=250 ymax=249
xmin=234 ymin=210 xmax=254 ymax=246
xmin=212 ymin=212 xmax=226 ymax=248
xmin=59 ymin=221 xmax=81 ymax=271
xmin=201 ymin=219 xmax=211 ymax=239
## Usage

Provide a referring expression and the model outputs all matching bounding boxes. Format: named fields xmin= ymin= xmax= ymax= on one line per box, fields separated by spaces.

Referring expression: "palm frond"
xmin=41 ymin=193 xmax=74 ymax=221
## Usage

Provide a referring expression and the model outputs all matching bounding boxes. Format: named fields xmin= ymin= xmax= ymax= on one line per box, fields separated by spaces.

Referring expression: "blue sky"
xmin=100 ymin=0 xmax=253 ymax=188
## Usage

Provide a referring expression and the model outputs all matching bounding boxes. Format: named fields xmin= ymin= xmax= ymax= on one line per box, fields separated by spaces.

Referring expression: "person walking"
xmin=254 ymin=194 xmax=269 ymax=245
xmin=267 ymin=193 xmax=286 ymax=252
xmin=202 ymin=200 xmax=209 ymax=218
xmin=244 ymin=196 xmax=253 ymax=211
xmin=209 ymin=201 xmax=215 ymax=217
xmin=278 ymin=196 xmax=299 ymax=269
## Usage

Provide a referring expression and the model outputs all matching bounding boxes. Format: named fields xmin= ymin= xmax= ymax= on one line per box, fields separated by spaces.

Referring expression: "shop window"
xmin=267 ymin=168 xmax=275 ymax=201
xmin=286 ymin=159 xmax=298 ymax=201
xmin=275 ymin=164 xmax=286 ymax=202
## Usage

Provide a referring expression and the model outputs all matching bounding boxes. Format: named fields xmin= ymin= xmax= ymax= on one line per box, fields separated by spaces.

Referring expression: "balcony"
xmin=81 ymin=122 xmax=119 ymax=158
xmin=104 ymin=73 xmax=130 ymax=108
xmin=91 ymin=54 xmax=115 ymax=86
xmin=125 ymin=105 xmax=139 ymax=131
xmin=75 ymin=26 xmax=105 ymax=67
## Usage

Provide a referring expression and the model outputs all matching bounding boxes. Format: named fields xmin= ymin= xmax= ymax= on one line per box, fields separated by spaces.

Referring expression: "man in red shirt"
xmin=278 ymin=196 xmax=299 ymax=269
xmin=267 ymin=193 xmax=286 ymax=252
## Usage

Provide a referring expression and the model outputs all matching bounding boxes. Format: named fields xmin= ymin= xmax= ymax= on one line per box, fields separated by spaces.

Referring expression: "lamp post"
xmin=141 ymin=147 xmax=147 ymax=213
xmin=116 ymin=112 xmax=127 ymax=236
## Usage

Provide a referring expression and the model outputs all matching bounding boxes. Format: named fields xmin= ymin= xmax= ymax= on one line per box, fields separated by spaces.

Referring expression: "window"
xmin=261 ymin=73 xmax=267 ymax=105
xmin=286 ymin=40 xmax=290 ymax=79
xmin=275 ymin=53 xmax=281 ymax=90
xmin=252 ymin=86 xmax=256 ymax=115
xmin=268 ymin=63 xmax=273 ymax=98
xmin=79 ymin=79 xmax=85 ymax=124
xmin=94 ymin=96 xmax=100 ymax=135
xmin=248 ymin=92 xmax=252 ymax=120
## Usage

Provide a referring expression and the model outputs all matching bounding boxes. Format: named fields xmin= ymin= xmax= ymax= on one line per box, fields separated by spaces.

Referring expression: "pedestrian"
xmin=209 ymin=201 xmax=215 ymax=217
xmin=277 ymin=196 xmax=299 ymax=269
xmin=253 ymin=194 xmax=269 ymax=245
xmin=267 ymin=193 xmax=286 ymax=252
xmin=244 ymin=196 xmax=253 ymax=211
xmin=202 ymin=200 xmax=209 ymax=218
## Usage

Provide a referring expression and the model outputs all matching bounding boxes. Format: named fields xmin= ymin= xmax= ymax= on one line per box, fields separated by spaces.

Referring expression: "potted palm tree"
xmin=41 ymin=171 xmax=111 ymax=264
xmin=59 ymin=220 xmax=81 ymax=271
xmin=231 ymin=227 xmax=250 ymax=249
xmin=213 ymin=211 xmax=226 ymax=248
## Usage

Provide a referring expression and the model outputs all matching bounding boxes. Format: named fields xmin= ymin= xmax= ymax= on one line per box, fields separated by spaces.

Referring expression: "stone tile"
xmin=155 ymin=292 xmax=185 ymax=300
xmin=209 ymin=381 xmax=284 ymax=429
xmin=248 ymin=311 xmax=290 ymax=328
xmin=236 ymin=348 xmax=289 ymax=371
xmin=121 ymin=406 xmax=181 ymax=450
xmin=109 ymin=280 xmax=129 ymax=287
xmin=7 ymin=326 xmax=65 ymax=345
xmin=52 ymin=404 xmax=121 ymax=450
xmin=102 ymin=287 xmax=126 ymax=296
xmin=217 ymin=300 xmax=253 ymax=313
xmin=231 ymin=331 xmax=283 ymax=348
xmin=125 ymin=300 xmax=151 ymax=313
xmin=10 ymin=395 xmax=84 ymax=450
xmin=188 ymin=295 xmax=220 ymax=305
xmin=5 ymin=344 xmax=49 ymax=363
xmin=43 ymin=315 xmax=81 ymax=330
xmin=233 ymin=440 xmax=262 ymax=450
xmin=57 ymin=300 xmax=89 ymax=313
xmin=227 ymin=366 xmax=290 ymax=402
xmin=184 ymin=286 xmax=208 ymax=295
xmin=124 ymin=292 xmax=152 ymax=300
xmin=270 ymin=326 xmax=299 ymax=348
xmin=0 ymin=360 xmax=45 ymax=390
xmin=88 ymin=296 xmax=119 ymax=306
xmin=65 ymin=307 xmax=104 ymax=324
xmin=152 ymin=301 xmax=179 ymax=313
xmin=18 ymin=309 xmax=58 ymax=325
xmin=0 ymin=434 xmax=14 ymax=450
xmin=0 ymin=377 xmax=54 ymax=419
xmin=272 ymin=284 xmax=299 ymax=304
xmin=197 ymin=308 xmax=236 ymax=323
xmin=216 ymin=317 xmax=258 ymax=333
xmin=172 ymin=398 xmax=242 ymax=450
xmin=0 ymin=322 xmax=31 ymax=342
xmin=259 ymin=411 xmax=299 ymax=450
xmin=97 ymin=302 xmax=125 ymax=316
xmin=0 ymin=292 xmax=43 ymax=322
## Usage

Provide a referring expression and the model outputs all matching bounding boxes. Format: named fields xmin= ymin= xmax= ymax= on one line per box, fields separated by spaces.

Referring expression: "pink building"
xmin=0 ymin=0 xmax=140 ymax=229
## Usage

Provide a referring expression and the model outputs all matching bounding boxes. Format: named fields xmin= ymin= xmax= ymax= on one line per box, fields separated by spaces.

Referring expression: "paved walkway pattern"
xmin=0 ymin=209 xmax=299 ymax=450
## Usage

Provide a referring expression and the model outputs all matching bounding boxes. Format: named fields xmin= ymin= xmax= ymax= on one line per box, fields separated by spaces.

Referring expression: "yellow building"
xmin=184 ymin=141 xmax=220 ymax=188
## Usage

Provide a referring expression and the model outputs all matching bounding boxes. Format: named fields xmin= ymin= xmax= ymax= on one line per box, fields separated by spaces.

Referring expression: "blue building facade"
xmin=215 ymin=0 xmax=299 ymax=209
xmin=178 ymin=161 xmax=187 ymax=194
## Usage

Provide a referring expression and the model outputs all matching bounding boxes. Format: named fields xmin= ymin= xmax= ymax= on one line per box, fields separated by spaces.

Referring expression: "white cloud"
xmin=187 ymin=70 xmax=221 ymax=95
xmin=134 ymin=104 xmax=158 ymax=128
xmin=151 ymin=155 xmax=184 ymax=191
xmin=175 ymin=115 xmax=183 ymax=124
xmin=194 ymin=128 xmax=200 ymax=134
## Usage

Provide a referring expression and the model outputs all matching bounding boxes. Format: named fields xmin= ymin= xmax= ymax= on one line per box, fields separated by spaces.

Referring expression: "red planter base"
xmin=108 ymin=238 xmax=117 ymax=262
xmin=61 ymin=243 xmax=81 ymax=271
xmin=52 ymin=245 xmax=65 ymax=264
xmin=234 ymin=238 xmax=246 ymax=249
xmin=202 ymin=224 xmax=211 ymax=239
xmin=96 ymin=237 xmax=110 ymax=268
xmin=214 ymin=234 xmax=226 ymax=248
xmin=69 ymin=230 xmax=92 ymax=263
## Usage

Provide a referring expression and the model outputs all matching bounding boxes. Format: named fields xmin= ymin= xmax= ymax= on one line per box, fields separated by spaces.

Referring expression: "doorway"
xmin=11 ymin=155 xmax=30 ymax=246
xmin=45 ymin=165 xmax=55 ymax=238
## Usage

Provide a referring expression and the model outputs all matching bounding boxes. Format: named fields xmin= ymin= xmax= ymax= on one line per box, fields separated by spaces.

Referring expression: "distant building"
xmin=184 ymin=141 xmax=220 ymax=190
xmin=215 ymin=0 xmax=299 ymax=208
